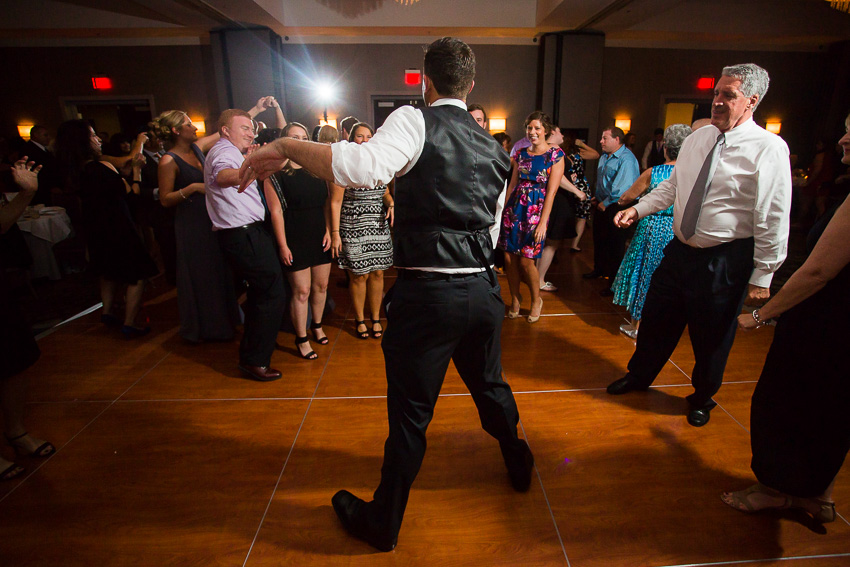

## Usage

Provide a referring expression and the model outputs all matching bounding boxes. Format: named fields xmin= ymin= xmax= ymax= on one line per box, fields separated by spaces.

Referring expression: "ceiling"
xmin=3 ymin=0 xmax=850 ymax=51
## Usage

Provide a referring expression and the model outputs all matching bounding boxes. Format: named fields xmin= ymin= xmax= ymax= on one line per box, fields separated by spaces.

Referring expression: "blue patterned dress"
xmin=612 ymin=164 xmax=675 ymax=320
xmin=497 ymin=146 xmax=565 ymax=259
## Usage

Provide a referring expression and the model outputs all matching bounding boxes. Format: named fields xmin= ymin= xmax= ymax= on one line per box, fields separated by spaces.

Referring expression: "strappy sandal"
xmin=371 ymin=319 xmax=383 ymax=339
xmin=1 ymin=459 xmax=25 ymax=481
xmin=355 ymin=320 xmax=369 ymax=340
xmin=295 ymin=336 xmax=318 ymax=360
xmin=6 ymin=432 xmax=56 ymax=458
xmin=722 ymin=483 xmax=837 ymax=523
xmin=310 ymin=321 xmax=329 ymax=345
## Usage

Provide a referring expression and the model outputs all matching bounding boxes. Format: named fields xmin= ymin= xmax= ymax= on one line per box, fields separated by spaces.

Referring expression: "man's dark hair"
xmin=339 ymin=116 xmax=359 ymax=137
xmin=424 ymin=37 xmax=475 ymax=99
xmin=654 ymin=127 xmax=664 ymax=136
xmin=467 ymin=103 xmax=487 ymax=123
xmin=606 ymin=126 xmax=626 ymax=143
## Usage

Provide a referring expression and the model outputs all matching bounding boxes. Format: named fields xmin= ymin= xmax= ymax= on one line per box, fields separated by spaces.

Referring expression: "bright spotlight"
xmin=316 ymin=81 xmax=335 ymax=103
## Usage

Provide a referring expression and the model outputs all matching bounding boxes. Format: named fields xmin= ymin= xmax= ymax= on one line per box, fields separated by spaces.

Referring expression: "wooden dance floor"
xmin=2 ymin=250 xmax=848 ymax=566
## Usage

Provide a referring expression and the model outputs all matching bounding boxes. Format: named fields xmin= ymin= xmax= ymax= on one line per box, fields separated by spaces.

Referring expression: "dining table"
xmin=15 ymin=205 xmax=74 ymax=280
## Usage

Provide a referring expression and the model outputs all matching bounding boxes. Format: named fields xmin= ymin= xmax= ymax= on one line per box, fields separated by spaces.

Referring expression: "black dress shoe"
xmin=599 ymin=287 xmax=614 ymax=297
xmin=606 ymin=375 xmax=650 ymax=395
xmin=582 ymin=270 xmax=602 ymax=279
xmin=238 ymin=365 xmax=282 ymax=382
xmin=687 ymin=407 xmax=711 ymax=427
xmin=331 ymin=490 xmax=397 ymax=552
xmin=500 ymin=440 xmax=535 ymax=492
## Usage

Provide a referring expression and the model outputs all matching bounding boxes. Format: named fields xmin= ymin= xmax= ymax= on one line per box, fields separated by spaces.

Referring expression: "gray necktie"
xmin=681 ymin=133 xmax=725 ymax=240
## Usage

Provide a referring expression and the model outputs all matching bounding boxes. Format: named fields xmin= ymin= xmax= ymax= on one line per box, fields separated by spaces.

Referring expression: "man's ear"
xmin=468 ymin=79 xmax=475 ymax=96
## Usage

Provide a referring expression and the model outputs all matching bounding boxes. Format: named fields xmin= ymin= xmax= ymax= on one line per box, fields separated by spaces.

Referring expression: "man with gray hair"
xmin=606 ymin=63 xmax=791 ymax=427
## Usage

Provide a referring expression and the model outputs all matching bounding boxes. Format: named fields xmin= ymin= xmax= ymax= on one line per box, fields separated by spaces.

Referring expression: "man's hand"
xmin=746 ymin=284 xmax=770 ymax=306
xmin=613 ymin=207 xmax=639 ymax=228
xmin=596 ymin=202 xmax=606 ymax=212
xmin=11 ymin=158 xmax=41 ymax=193
xmin=238 ymin=142 xmax=287 ymax=192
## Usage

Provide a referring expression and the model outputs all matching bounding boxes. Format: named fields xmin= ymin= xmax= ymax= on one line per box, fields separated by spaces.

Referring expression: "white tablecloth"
xmin=16 ymin=207 xmax=73 ymax=280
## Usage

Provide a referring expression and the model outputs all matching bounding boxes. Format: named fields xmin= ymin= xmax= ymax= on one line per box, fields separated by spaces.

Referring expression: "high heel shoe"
xmin=619 ymin=323 xmax=638 ymax=340
xmin=310 ymin=321 xmax=329 ymax=345
xmin=354 ymin=320 xmax=369 ymax=340
xmin=527 ymin=297 xmax=543 ymax=323
xmin=6 ymin=432 xmax=55 ymax=458
xmin=370 ymin=320 xmax=383 ymax=339
xmin=506 ymin=294 xmax=523 ymax=319
xmin=295 ymin=336 xmax=318 ymax=360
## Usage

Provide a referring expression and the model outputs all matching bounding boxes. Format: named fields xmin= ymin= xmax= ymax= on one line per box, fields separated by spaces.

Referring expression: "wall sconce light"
xmin=765 ymin=121 xmax=782 ymax=134
xmin=190 ymin=119 xmax=206 ymax=135
xmin=489 ymin=118 xmax=507 ymax=132
xmin=319 ymin=118 xmax=338 ymax=129
xmin=615 ymin=118 xmax=631 ymax=132
xmin=17 ymin=124 xmax=34 ymax=141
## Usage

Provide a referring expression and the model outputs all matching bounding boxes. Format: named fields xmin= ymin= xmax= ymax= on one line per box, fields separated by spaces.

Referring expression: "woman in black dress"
xmin=0 ymin=158 xmax=55 ymax=481
xmin=272 ymin=123 xmax=333 ymax=359
xmin=55 ymin=120 xmax=158 ymax=338
xmin=153 ymin=110 xmax=240 ymax=343
xmin=721 ymin=115 xmax=850 ymax=523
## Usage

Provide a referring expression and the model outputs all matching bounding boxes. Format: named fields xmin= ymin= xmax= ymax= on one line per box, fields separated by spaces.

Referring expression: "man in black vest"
xmin=239 ymin=37 xmax=534 ymax=552
xmin=641 ymin=127 xmax=666 ymax=170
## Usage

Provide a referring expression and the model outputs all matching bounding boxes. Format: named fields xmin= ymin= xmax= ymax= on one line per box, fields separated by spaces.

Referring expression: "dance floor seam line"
xmin=518 ymin=418 xmax=572 ymax=567
xmin=242 ymin=294 xmax=353 ymax=565
xmin=656 ymin=551 xmax=850 ymax=567
xmin=0 ymin=348 xmax=173 ymax=505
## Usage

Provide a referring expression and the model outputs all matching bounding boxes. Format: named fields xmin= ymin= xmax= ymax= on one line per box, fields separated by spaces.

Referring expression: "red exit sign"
xmin=91 ymin=77 xmax=113 ymax=90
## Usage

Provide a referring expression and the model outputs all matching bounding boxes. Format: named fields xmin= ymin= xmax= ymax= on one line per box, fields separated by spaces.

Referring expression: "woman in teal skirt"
xmin=612 ymin=124 xmax=692 ymax=338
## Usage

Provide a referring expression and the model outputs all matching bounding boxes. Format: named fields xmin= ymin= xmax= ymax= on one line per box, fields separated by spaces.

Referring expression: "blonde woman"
xmin=152 ymin=110 xmax=243 ymax=342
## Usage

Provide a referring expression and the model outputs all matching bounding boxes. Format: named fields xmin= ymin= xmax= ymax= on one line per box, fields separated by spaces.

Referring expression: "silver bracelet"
xmin=752 ymin=309 xmax=767 ymax=327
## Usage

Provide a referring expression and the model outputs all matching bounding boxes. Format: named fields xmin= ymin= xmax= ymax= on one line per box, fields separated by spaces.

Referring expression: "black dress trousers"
xmin=626 ymin=237 xmax=754 ymax=409
xmin=365 ymin=272 xmax=525 ymax=538
xmin=217 ymin=223 xmax=285 ymax=367
xmin=592 ymin=203 xmax=629 ymax=279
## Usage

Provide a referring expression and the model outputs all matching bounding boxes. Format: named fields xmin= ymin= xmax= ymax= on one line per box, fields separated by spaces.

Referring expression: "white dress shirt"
xmin=633 ymin=118 xmax=791 ymax=288
xmin=330 ymin=98 xmax=507 ymax=272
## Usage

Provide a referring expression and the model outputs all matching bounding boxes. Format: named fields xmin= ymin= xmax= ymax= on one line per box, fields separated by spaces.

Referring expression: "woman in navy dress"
xmin=154 ymin=110 xmax=240 ymax=343
xmin=497 ymin=111 xmax=564 ymax=323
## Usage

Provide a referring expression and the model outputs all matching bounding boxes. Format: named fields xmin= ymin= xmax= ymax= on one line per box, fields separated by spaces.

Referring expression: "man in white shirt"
xmin=606 ymin=63 xmax=792 ymax=427
xmin=240 ymin=37 xmax=533 ymax=552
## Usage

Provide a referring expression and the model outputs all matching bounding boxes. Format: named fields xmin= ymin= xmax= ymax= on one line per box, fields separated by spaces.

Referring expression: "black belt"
xmin=217 ymin=221 xmax=264 ymax=235
xmin=397 ymin=270 xmax=486 ymax=282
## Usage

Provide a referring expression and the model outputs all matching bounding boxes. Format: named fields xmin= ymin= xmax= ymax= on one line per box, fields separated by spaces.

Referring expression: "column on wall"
xmin=536 ymin=31 xmax=605 ymax=146
xmin=209 ymin=26 xmax=285 ymax=121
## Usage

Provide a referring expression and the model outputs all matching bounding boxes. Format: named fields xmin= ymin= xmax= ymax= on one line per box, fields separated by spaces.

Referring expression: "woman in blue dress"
xmin=497 ymin=111 xmax=565 ymax=323
xmin=612 ymin=123 xmax=692 ymax=339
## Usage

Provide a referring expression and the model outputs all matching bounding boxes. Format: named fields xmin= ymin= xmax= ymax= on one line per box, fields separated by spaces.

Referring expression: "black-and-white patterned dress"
xmin=338 ymin=185 xmax=393 ymax=275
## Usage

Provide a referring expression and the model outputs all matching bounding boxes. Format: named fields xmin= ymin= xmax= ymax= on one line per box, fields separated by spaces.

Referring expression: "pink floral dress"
xmin=497 ymin=146 xmax=565 ymax=258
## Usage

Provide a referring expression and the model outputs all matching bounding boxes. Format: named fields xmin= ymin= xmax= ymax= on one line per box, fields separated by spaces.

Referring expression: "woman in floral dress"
xmin=497 ymin=111 xmax=565 ymax=323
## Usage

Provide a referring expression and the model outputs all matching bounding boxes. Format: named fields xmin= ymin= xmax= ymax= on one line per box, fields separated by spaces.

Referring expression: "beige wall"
xmin=0 ymin=45 xmax=216 ymax=140
xmin=1 ymin=40 xmax=846 ymax=168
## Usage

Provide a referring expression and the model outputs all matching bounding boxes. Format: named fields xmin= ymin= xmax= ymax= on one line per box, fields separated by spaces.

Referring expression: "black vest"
xmin=648 ymin=141 xmax=665 ymax=167
xmin=394 ymin=105 xmax=511 ymax=268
